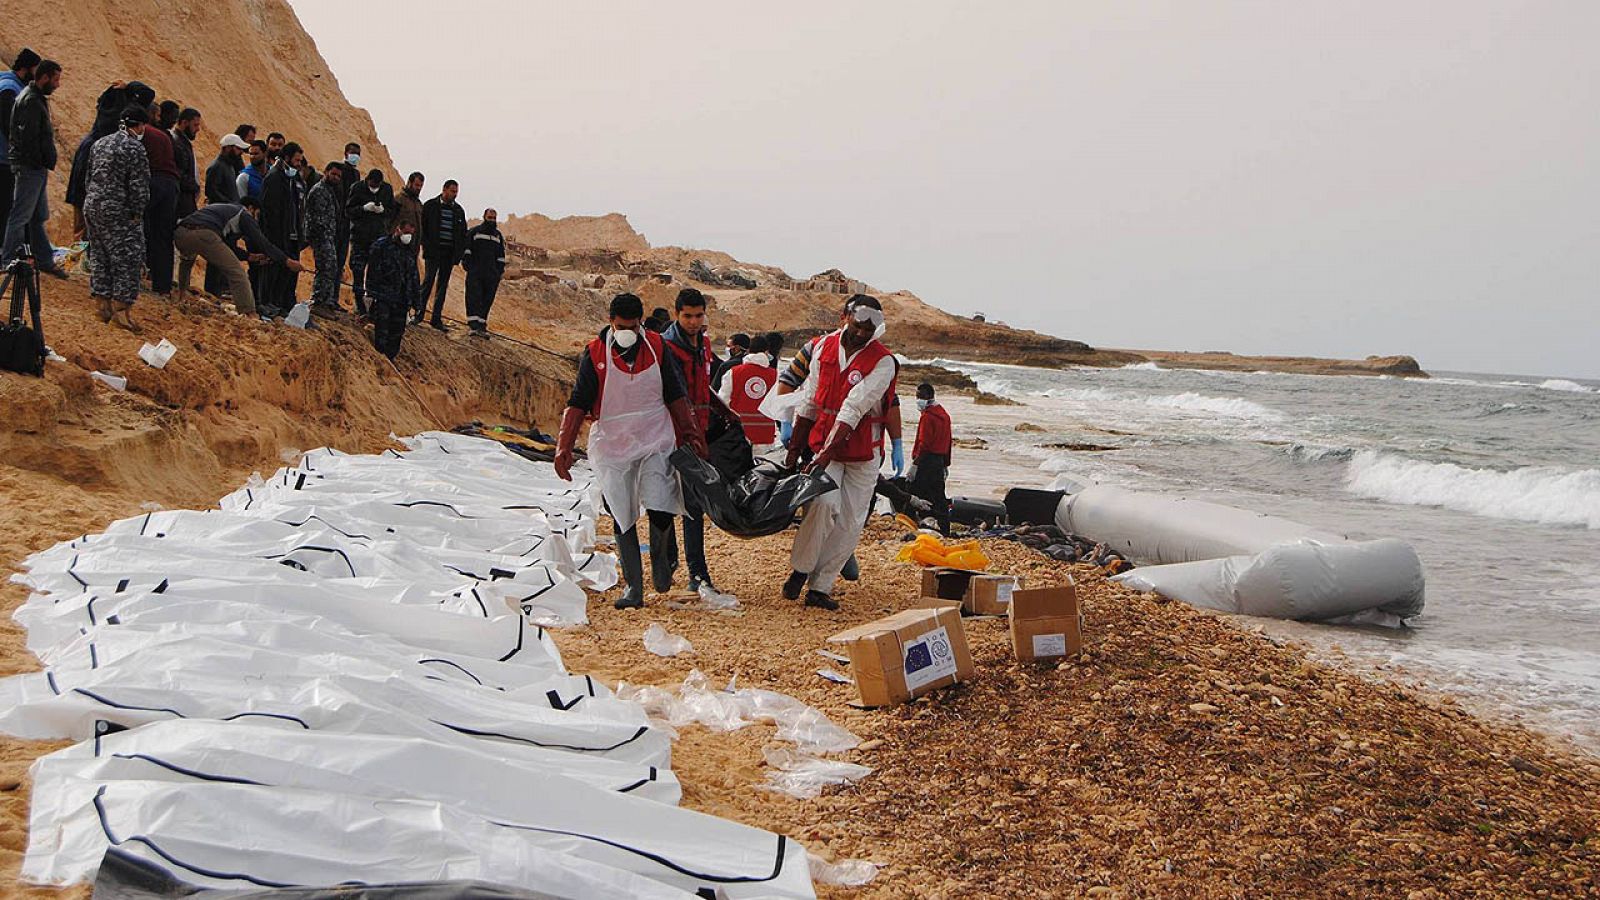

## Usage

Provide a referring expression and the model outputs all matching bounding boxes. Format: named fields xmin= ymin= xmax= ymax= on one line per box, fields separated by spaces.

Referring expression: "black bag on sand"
xmin=0 ymin=260 xmax=45 ymax=377
xmin=671 ymin=449 xmax=838 ymax=538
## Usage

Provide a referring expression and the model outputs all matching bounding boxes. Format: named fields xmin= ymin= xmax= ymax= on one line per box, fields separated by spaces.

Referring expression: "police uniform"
xmin=304 ymin=179 xmax=341 ymax=307
xmin=83 ymin=130 xmax=150 ymax=306
xmin=366 ymin=235 xmax=420 ymax=359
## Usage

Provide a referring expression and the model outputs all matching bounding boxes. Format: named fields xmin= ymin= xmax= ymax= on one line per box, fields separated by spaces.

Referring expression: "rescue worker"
xmin=553 ymin=293 xmax=708 ymax=609
xmin=345 ymin=169 xmax=394 ymax=316
xmin=304 ymin=162 xmax=344 ymax=311
xmin=83 ymin=105 xmax=150 ymax=331
xmin=175 ymin=197 xmax=302 ymax=317
xmin=908 ymin=382 xmax=954 ymax=534
xmin=460 ymin=207 xmax=505 ymax=337
xmin=717 ymin=332 xmax=779 ymax=455
xmin=783 ymin=295 xmax=898 ymax=610
xmin=660 ymin=288 xmax=723 ymax=595
xmin=367 ymin=220 xmax=420 ymax=359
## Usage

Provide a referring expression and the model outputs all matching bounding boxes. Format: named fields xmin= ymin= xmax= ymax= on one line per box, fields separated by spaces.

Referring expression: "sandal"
xmin=109 ymin=301 xmax=142 ymax=334
xmin=94 ymin=296 xmax=113 ymax=323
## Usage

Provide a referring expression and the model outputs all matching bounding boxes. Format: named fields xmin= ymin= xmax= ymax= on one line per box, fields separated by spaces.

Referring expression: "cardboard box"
xmin=1008 ymin=581 xmax=1082 ymax=662
xmin=911 ymin=596 xmax=963 ymax=613
xmin=919 ymin=568 xmax=1022 ymax=616
xmin=827 ymin=608 xmax=976 ymax=707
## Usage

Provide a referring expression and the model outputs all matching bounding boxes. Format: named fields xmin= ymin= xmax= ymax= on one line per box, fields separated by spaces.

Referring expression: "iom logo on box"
xmin=902 ymin=626 xmax=958 ymax=692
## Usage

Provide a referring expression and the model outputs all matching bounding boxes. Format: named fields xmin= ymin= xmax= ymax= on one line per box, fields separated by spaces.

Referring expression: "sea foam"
xmin=1345 ymin=450 xmax=1600 ymax=529
xmin=1538 ymin=379 xmax=1597 ymax=394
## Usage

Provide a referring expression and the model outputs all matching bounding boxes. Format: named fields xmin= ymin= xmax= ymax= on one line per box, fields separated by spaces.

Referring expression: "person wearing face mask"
xmin=908 ymin=382 xmax=954 ymax=534
xmin=717 ymin=333 xmax=780 ymax=456
xmin=345 ymin=168 xmax=394 ymax=317
xmin=554 ymin=293 xmax=709 ymax=609
xmin=459 ymin=207 xmax=505 ymax=337
xmin=257 ymin=142 xmax=307 ymax=319
xmin=83 ymin=106 xmax=152 ymax=331
xmin=3 ymin=59 xmax=66 ymax=275
xmin=366 ymin=220 xmax=422 ymax=359
xmin=781 ymin=295 xmax=898 ymax=611
xmin=176 ymin=196 xmax=302 ymax=318
xmin=304 ymin=162 xmax=345 ymax=311
xmin=333 ymin=142 xmax=361 ymax=289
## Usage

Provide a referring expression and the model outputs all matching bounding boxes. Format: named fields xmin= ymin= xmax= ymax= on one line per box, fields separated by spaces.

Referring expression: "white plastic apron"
xmin=587 ymin=335 xmax=683 ymax=525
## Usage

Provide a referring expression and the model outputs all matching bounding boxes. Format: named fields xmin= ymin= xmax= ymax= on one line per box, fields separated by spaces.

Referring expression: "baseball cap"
xmin=219 ymin=133 xmax=250 ymax=150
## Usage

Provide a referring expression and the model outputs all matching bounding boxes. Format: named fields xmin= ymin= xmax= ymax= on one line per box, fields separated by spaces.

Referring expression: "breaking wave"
xmin=1282 ymin=443 xmax=1355 ymax=463
xmin=1345 ymin=451 xmax=1600 ymax=529
xmin=1538 ymin=379 xmax=1597 ymax=394
xmin=1138 ymin=392 xmax=1285 ymax=420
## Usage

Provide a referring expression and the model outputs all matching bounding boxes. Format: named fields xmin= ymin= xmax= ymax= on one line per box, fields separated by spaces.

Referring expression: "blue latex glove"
xmin=779 ymin=419 xmax=794 ymax=447
xmin=891 ymin=439 xmax=905 ymax=477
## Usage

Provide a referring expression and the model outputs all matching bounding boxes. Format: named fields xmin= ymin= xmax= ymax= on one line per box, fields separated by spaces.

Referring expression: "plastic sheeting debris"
xmin=807 ymin=854 xmax=880 ymax=887
xmin=644 ymin=623 xmax=694 ymax=657
xmin=1 ymin=433 xmax=819 ymax=898
xmin=762 ymin=748 xmax=871 ymax=800
xmin=616 ymin=670 xmax=862 ymax=756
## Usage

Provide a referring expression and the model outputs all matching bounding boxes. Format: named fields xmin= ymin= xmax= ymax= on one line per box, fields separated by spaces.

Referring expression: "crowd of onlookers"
xmin=1 ymin=49 xmax=508 ymax=358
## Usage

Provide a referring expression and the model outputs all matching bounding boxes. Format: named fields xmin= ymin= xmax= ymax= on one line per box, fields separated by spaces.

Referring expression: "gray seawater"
xmin=930 ymin=360 xmax=1600 ymax=752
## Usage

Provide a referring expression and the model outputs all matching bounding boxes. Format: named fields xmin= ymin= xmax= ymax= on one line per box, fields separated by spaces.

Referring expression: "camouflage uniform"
xmin=366 ymin=235 xmax=420 ymax=359
xmin=304 ymin=179 xmax=341 ymax=307
xmin=83 ymin=130 xmax=151 ymax=305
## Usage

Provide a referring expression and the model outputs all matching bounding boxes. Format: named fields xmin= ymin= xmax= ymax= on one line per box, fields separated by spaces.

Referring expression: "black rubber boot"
xmin=840 ymin=554 xmax=861 ymax=582
xmin=803 ymin=590 xmax=839 ymax=611
xmin=782 ymin=570 xmax=808 ymax=601
xmin=648 ymin=512 xmax=678 ymax=593
xmin=613 ymin=528 xmax=645 ymax=609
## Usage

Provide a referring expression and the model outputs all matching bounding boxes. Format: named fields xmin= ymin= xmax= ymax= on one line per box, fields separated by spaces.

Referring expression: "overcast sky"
xmin=291 ymin=1 xmax=1599 ymax=378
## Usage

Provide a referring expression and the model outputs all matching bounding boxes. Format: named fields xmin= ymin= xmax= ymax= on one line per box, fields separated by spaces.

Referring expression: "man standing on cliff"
xmin=908 ymin=382 xmax=953 ymax=534
xmin=552 ymin=293 xmax=707 ymax=609
xmin=366 ymin=220 xmax=420 ymax=359
xmin=304 ymin=162 xmax=344 ymax=312
xmin=257 ymin=142 xmax=307 ymax=319
xmin=345 ymin=169 xmax=393 ymax=317
xmin=83 ymin=106 xmax=151 ymax=331
xmin=3 ymin=59 xmax=66 ymax=276
xmin=660 ymin=288 xmax=726 ymax=597
xmin=460 ymin=208 xmax=505 ymax=337
xmin=782 ymin=295 xmax=898 ymax=610
xmin=0 ymin=49 xmax=41 ymax=245
xmin=170 ymin=107 xmax=202 ymax=219
xmin=139 ymin=101 xmax=180 ymax=296
xmin=419 ymin=179 xmax=467 ymax=329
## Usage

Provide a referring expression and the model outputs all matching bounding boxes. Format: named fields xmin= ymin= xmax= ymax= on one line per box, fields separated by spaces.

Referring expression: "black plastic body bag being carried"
xmin=670 ymin=449 xmax=837 ymax=539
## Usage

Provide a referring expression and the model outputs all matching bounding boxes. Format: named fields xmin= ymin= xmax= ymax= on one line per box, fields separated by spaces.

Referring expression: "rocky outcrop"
xmin=498 ymin=213 xmax=650 ymax=252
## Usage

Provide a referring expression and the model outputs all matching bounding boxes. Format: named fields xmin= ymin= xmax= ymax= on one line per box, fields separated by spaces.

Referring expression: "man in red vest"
xmin=659 ymin=288 xmax=725 ymax=596
xmin=783 ymin=295 xmax=898 ymax=610
xmin=909 ymin=382 xmax=954 ymax=533
xmin=717 ymin=333 xmax=780 ymax=455
xmin=554 ymin=293 xmax=708 ymax=609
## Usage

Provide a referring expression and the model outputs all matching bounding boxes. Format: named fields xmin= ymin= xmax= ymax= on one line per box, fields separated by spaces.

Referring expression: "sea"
xmin=927 ymin=359 xmax=1600 ymax=754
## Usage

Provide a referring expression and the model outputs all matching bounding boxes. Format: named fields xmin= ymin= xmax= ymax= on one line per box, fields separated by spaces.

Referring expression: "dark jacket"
xmin=259 ymin=162 xmax=305 ymax=249
xmin=420 ymin=196 xmax=468 ymax=263
xmin=391 ymin=187 xmax=423 ymax=235
xmin=460 ymin=221 xmax=506 ymax=279
xmin=204 ymin=153 xmax=240 ymax=205
xmin=366 ymin=234 xmax=421 ymax=308
xmin=7 ymin=83 xmax=56 ymax=170
xmin=171 ymin=129 xmax=200 ymax=216
xmin=0 ymin=70 xmax=24 ymax=163
xmin=180 ymin=204 xmax=287 ymax=263
xmin=66 ymin=133 xmax=95 ymax=207
xmin=346 ymin=179 xmax=395 ymax=245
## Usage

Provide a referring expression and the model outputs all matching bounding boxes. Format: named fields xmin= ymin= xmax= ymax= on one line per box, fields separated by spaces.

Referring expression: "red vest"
xmin=663 ymin=331 xmax=714 ymax=433
xmin=585 ymin=330 xmax=665 ymax=419
xmin=913 ymin=402 xmax=953 ymax=458
xmin=808 ymin=332 xmax=897 ymax=463
xmin=727 ymin=362 xmax=778 ymax=444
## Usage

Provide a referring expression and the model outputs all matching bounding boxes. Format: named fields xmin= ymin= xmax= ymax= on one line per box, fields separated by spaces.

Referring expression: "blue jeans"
xmin=2 ymin=166 xmax=51 ymax=265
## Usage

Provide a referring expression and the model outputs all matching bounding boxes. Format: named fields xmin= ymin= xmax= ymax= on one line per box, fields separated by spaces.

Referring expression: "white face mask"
xmin=611 ymin=327 xmax=639 ymax=350
xmin=346 ymin=154 xmax=360 ymax=166
xmin=284 ymin=166 xmax=298 ymax=177
xmin=398 ymin=233 xmax=413 ymax=245
xmin=916 ymin=399 xmax=932 ymax=411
